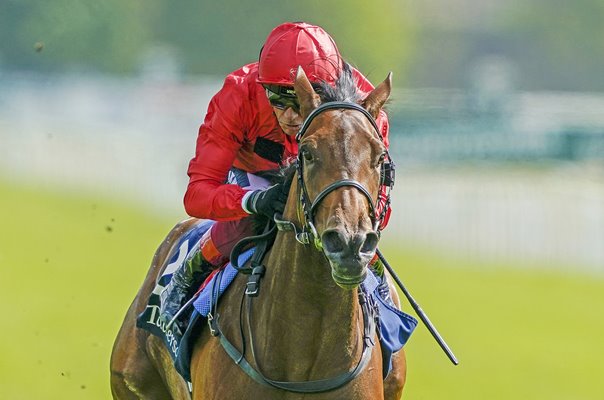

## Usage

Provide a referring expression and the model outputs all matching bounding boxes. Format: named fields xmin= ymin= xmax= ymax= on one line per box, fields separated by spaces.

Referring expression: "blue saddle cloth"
xmin=136 ymin=219 xmax=214 ymax=357
xmin=137 ymin=220 xmax=418 ymax=383
xmin=364 ymin=271 xmax=418 ymax=375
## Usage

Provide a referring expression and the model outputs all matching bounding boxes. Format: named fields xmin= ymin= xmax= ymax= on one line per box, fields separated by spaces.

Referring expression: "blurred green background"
xmin=1 ymin=1 xmax=603 ymax=399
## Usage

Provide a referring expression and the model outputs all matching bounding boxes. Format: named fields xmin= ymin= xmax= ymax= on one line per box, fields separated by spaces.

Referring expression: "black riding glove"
xmin=244 ymin=181 xmax=291 ymax=219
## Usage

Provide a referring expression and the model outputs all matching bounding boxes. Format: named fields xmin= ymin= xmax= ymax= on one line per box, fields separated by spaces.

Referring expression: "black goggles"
xmin=264 ymin=85 xmax=300 ymax=112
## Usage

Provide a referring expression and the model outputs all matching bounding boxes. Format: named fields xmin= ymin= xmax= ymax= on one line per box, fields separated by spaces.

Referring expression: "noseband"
xmin=277 ymin=101 xmax=393 ymax=249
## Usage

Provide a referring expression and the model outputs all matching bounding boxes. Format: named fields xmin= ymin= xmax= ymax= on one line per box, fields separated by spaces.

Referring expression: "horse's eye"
xmin=302 ymin=149 xmax=313 ymax=162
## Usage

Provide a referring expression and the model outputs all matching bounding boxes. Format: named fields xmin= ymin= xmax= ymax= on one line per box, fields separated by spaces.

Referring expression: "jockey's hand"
xmin=245 ymin=181 xmax=291 ymax=219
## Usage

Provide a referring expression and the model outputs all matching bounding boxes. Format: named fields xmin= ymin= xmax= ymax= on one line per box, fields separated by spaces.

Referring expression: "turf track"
xmin=1 ymin=179 xmax=602 ymax=399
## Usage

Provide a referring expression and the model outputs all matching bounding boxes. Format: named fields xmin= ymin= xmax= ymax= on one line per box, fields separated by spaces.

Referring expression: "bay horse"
xmin=110 ymin=65 xmax=407 ymax=399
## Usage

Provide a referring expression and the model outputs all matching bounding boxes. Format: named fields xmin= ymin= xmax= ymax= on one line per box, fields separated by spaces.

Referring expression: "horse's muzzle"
xmin=321 ymin=228 xmax=378 ymax=289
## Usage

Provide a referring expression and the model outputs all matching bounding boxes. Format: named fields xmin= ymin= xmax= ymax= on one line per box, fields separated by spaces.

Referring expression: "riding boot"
xmin=159 ymin=230 xmax=228 ymax=328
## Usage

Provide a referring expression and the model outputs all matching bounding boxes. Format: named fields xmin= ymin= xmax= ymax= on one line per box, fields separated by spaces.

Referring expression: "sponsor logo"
xmin=145 ymin=305 xmax=180 ymax=355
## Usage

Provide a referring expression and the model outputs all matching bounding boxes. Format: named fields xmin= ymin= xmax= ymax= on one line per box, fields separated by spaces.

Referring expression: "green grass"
xmin=380 ymin=243 xmax=604 ymax=400
xmin=1 ymin=179 xmax=602 ymax=399
xmin=0 ymin=180 xmax=178 ymax=399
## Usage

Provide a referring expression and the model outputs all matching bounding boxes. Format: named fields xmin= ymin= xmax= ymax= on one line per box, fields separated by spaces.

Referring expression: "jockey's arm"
xmin=184 ymin=78 xmax=252 ymax=222
xmin=185 ymin=131 xmax=251 ymax=221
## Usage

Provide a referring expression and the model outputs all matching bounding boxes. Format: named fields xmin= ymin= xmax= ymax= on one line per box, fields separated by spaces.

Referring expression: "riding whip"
xmin=376 ymin=249 xmax=459 ymax=365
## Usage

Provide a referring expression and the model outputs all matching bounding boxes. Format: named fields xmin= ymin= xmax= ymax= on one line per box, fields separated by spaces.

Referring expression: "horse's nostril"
xmin=322 ymin=229 xmax=346 ymax=254
xmin=323 ymin=229 xmax=379 ymax=257
xmin=360 ymin=232 xmax=379 ymax=254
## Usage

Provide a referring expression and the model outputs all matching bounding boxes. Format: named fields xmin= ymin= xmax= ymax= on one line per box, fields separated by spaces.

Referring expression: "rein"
xmin=208 ymin=279 xmax=378 ymax=393
xmin=209 ymin=101 xmax=388 ymax=393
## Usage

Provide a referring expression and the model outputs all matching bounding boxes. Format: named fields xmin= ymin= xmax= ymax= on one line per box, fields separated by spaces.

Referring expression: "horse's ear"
xmin=362 ymin=72 xmax=392 ymax=119
xmin=294 ymin=66 xmax=321 ymax=119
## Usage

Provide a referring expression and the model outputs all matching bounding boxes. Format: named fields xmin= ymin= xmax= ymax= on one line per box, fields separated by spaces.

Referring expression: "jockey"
xmin=159 ymin=22 xmax=391 ymax=324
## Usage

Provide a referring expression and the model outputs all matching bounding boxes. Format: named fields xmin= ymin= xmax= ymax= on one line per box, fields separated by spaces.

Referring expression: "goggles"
xmin=264 ymin=84 xmax=300 ymax=112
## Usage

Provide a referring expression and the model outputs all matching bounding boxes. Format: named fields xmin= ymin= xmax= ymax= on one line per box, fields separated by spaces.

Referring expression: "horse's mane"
xmin=317 ymin=62 xmax=361 ymax=104
xmin=251 ymin=163 xmax=298 ymax=233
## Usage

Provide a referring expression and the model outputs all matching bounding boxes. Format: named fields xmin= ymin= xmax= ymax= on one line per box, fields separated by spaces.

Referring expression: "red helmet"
xmin=257 ymin=22 xmax=343 ymax=86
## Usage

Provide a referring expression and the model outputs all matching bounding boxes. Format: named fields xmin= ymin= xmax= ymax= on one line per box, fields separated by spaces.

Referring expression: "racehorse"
xmin=110 ymin=65 xmax=407 ymax=399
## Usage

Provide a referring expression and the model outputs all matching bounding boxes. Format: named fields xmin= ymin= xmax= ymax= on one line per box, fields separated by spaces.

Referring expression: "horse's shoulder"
xmin=153 ymin=218 xmax=201 ymax=258
xmin=137 ymin=218 xmax=204 ymax=307
xmin=168 ymin=217 xmax=200 ymax=240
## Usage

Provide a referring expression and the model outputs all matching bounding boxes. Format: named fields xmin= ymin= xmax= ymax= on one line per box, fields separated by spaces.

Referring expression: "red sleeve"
xmin=184 ymin=74 xmax=252 ymax=221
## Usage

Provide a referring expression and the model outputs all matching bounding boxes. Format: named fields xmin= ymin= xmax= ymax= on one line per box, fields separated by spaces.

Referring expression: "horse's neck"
xmin=252 ymin=232 xmax=363 ymax=376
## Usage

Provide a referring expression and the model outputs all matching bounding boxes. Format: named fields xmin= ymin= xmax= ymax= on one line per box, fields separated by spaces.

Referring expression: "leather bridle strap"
xmin=296 ymin=102 xmax=385 ymax=245
xmin=309 ymin=179 xmax=376 ymax=218
xmin=296 ymin=101 xmax=384 ymax=142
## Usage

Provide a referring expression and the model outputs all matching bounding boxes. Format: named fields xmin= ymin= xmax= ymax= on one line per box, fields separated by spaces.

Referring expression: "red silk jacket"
xmin=184 ymin=62 xmax=390 ymax=224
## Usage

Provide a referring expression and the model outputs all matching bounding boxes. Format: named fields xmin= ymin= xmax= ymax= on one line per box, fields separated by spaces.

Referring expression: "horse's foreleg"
xmin=110 ymin=305 xmax=177 ymax=399
xmin=111 ymin=367 xmax=172 ymax=400
xmin=146 ymin=336 xmax=191 ymax=399
xmin=383 ymin=350 xmax=407 ymax=400
xmin=111 ymin=218 xmax=199 ymax=399
xmin=110 ymin=337 xmax=174 ymax=399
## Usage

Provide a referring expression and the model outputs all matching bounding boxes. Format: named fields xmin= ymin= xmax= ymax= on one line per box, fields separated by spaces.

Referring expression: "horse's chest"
xmin=196 ymin=344 xmax=383 ymax=400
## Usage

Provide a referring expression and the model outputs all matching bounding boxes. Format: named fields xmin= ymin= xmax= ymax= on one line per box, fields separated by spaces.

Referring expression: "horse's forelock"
xmin=317 ymin=63 xmax=361 ymax=104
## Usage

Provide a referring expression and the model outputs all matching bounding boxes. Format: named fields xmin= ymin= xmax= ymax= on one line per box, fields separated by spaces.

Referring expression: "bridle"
xmin=211 ymin=101 xmax=394 ymax=393
xmin=276 ymin=101 xmax=395 ymax=250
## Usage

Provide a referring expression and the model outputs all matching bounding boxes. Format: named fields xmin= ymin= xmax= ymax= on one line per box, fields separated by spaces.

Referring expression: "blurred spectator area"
xmin=0 ymin=70 xmax=602 ymax=272
xmin=390 ymin=88 xmax=604 ymax=163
